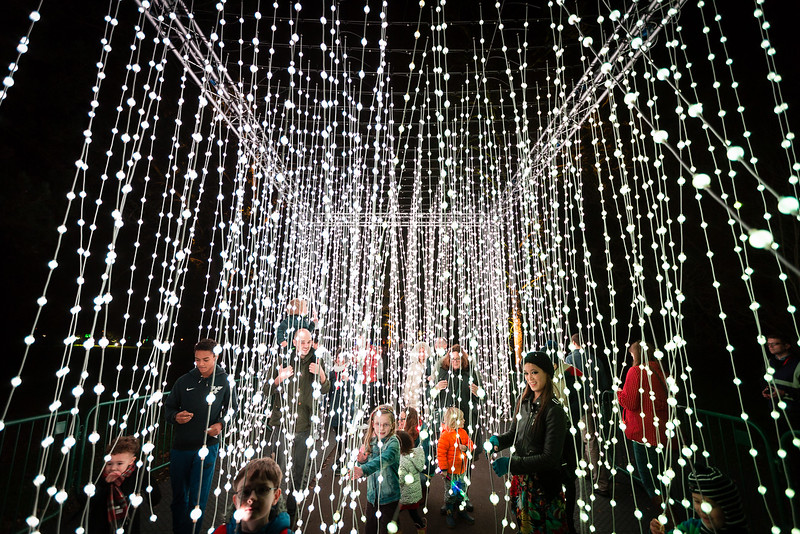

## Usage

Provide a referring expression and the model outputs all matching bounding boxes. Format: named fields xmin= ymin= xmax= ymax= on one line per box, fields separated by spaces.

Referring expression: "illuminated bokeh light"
xmin=1 ymin=0 xmax=798 ymax=532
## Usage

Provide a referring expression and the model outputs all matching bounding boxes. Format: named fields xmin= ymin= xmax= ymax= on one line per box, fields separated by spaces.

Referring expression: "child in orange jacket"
xmin=437 ymin=406 xmax=475 ymax=528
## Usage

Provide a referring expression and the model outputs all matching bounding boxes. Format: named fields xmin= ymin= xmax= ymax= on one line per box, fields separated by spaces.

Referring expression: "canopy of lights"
xmin=1 ymin=0 xmax=798 ymax=532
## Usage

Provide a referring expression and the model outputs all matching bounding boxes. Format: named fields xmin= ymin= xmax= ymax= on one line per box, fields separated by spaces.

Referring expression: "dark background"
xmin=0 ymin=0 xmax=797 ymax=431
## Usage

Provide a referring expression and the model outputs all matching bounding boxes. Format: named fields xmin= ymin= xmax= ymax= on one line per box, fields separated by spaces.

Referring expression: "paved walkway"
xmin=53 ymin=433 xmax=673 ymax=533
xmin=130 ymin=450 xmax=663 ymax=534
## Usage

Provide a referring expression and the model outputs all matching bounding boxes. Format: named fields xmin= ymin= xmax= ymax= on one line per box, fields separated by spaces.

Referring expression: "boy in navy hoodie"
xmin=166 ymin=338 xmax=237 ymax=534
xmin=214 ymin=458 xmax=292 ymax=534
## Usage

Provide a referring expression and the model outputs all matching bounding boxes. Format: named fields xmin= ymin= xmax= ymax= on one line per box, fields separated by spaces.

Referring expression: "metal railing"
xmin=0 ymin=392 xmax=172 ymax=534
xmin=691 ymin=408 xmax=791 ymax=529
xmin=2 ymin=391 xmax=797 ymax=532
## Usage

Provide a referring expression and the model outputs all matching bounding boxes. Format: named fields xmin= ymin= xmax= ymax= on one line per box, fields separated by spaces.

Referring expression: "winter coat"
xmin=276 ymin=314 xmax=315 ymax=346
xmin=359 ymin=435 xmax=401 ymax=505
xmin=83 ymin=465 xmax=162 ymax=534
xmin=213 ymin=510 xmax=292 ymax=534
xmin=398 ymin=446 xmax=426 ymax=505
xmin=437 ymin=428 xmax=474 ymax=476
xmin=434 ymin=367 xmax=484 ymax=433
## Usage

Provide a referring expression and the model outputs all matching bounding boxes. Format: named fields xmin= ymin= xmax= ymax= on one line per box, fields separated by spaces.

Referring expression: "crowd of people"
xmin=84 ymin=297 xmax=800 ymax=534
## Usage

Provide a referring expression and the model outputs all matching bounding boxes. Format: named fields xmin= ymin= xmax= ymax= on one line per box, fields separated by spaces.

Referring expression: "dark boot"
xmin=457 ymin=509 xmax=475 ymax=525
xmin=440 ymin=504 xmax=448 ymax=515
xmin=445 ymin=503 xmax=456 ymax=529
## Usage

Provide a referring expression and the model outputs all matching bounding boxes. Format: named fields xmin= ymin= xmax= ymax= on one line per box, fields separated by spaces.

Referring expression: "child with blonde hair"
xmin=437 ymin=406 xmax=475 ymax=528
xmin=351 ymin=404 xmax=401 ymax=534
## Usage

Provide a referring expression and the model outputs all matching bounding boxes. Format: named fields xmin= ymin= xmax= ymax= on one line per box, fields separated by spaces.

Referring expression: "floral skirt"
xmin=509 ymin=474 xmax=568 ymax=534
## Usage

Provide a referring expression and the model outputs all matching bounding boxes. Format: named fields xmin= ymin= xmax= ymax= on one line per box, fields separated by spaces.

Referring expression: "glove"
xmin=492 ymin=457 xmax=510 ymax=477
xmin=488 ymin=435 xmax=501 ymax=451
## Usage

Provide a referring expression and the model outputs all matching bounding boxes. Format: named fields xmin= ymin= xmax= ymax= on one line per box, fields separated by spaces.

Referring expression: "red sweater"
xmin=617 ymin=363 xmax=670 ymax=446
xmin=437 ymin=428 xmax=474 ymax=475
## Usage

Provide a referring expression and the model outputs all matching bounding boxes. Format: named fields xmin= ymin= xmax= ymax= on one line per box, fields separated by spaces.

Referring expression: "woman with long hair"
xmin=618 ymin=340 xmax=673 ymax=514
xmin=352 ymin=405 xmax=401 ymax=534
xmin=489 ymin=351 xmax=569 ymax=534
xmin=402 ymin=342 xmax=432 ymax=411
xmin=434 ymin=344 xmax=484 ymax=445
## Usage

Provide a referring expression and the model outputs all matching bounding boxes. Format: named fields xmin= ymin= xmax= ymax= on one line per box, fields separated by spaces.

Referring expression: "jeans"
xmin=404 ymin=507 xmax=425 ymax=528
xmin=582 ymin=409 xmax=610 ymax=492
xmin=170 ymin=443 xmax=219 ymax=534
xmin=631 ymin=440 xmax=660 ymax=499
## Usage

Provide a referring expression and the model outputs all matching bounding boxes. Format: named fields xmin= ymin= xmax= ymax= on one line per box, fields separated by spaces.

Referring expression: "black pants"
xmin=403 ymin=507 xmax=425 ymax=528
xmin=365 ymin=501 xmax=399 ymax=534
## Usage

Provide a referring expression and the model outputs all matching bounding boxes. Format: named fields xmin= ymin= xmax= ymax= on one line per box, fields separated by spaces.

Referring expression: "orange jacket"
xmin=437 ymin=428 xmax=474 ymax=475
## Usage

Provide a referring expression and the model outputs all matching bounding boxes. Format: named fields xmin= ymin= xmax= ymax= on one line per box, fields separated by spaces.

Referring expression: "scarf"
xmin=107 ymin=463 xmax=136 ymax=523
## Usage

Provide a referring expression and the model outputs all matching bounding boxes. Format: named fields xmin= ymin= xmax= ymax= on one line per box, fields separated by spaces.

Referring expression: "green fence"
xmin=690 ymin=408 xmax=795 ymax=529
xmin=604 ymin=394 xmax=798 ymax=531
xmin=0 ymin=392 xmax=173 ymax=534
xmin=2 ymin=393 xmax=798 ymax=532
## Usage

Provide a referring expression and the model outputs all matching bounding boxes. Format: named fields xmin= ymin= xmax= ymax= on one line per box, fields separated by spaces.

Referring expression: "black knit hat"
xmin=687 ymin=465 xmax=747 ymax=528
xmin=523 ymin=351 xmax=554 ymax=377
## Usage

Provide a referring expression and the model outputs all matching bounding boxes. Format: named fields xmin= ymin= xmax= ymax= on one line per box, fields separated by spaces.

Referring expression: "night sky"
xmin=0 ymin=0 xmax=798 ymax=426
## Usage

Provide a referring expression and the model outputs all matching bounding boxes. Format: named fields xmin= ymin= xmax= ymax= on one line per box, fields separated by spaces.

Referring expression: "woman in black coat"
xmin=489 ymin=351 xmax=569 ymax=534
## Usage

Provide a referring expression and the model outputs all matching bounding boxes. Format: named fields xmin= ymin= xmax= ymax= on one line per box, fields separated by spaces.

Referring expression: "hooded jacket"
xmin=165 ymin=365 xmax=237 ymax=450
xmin=398 ymin=445 xmax=426 ymax=505
xmin=214 ymin=509 xmax=292 ymax=534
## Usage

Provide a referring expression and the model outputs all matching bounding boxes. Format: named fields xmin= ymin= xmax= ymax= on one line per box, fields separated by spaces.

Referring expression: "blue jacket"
xmin=215 ymin=511 xmax=292 ymax=534
xmin=165 ymin=366 xmax=237 ymax=450
xmin=359 ymin=435 xmax=401 ymax=505
xmin=276 ymin=314 xmax=315 ymax=346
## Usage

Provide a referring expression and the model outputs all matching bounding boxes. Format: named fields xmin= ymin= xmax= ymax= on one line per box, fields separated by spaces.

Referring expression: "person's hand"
xmin=350 ymin=466 xmax=364 ymax=480
xmin=277 ymin=366 xmax=294 ymax=384
xmin=175 ymin=410 xmax=194 ymax=424
xmin=762 ymin=386 xmax=774 ymax=398
xmin=459 ymin=444 xmax=467 ymax=452
xmin=312 ymin=312 xmax=319 ymax=324
xmin=492 ymin=457 xmax=510 ymax=477
xmin=280 ymin=341 xmax=288 ymax=348
xmin=469 ymin=384 xmax=479 ymax=396
xmin=357 ymin=447 xmax=368 ymax=463
xmin=206 ymin=422 xmax=222 ymax=437
xmin=649 ymin=518 xmax=666 ymax=534
xmin=309 ymin=362 xmax=322 ymax=376
xmin=104 ymin=471 xmax=121 ymax=484
xmin=436 ymin=380 xmax=447 ymax=391
xmin=488 ymin=435 xmax=501 ymax=452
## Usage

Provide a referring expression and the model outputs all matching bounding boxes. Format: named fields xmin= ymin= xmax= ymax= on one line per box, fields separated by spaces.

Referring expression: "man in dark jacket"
xmin=566 ymin=333 xmax=611 ymax=496
xmin=165 ymin=339 xmax=237 ymax=534
xmin=264 ymin=328 xmax=331 ymax=527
